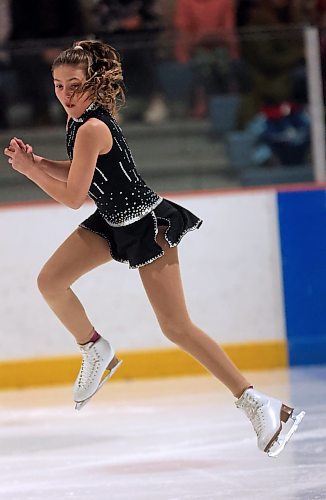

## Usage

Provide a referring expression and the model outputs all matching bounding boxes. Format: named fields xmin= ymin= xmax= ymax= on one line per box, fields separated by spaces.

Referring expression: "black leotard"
xmin=66 ymin=103 xmax=162 ymax=227
xmin=66 ymin=102 xmax=202 ymax=269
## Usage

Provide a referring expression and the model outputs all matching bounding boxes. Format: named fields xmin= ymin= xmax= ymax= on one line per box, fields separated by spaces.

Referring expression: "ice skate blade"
xmin=267 ymin=410 xmax=306 ymax=458
xmin=74 ymin=359 xmax=123 ymax=411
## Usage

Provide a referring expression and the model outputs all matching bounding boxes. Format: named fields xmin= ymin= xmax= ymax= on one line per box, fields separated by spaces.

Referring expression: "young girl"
xmin=4 ymin=40 xmax=305 ymax=457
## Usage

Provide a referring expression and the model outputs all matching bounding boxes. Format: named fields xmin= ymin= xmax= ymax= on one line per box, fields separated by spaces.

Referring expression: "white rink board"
xmin=0 ymin=191 xmax=286 ymax=360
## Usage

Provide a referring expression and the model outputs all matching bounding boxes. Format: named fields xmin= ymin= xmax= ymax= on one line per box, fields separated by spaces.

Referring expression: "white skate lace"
xmin=238 ymin=394 xmax=265 ymax=437
xmin=77 ymin=346 xmax=101 ymax=389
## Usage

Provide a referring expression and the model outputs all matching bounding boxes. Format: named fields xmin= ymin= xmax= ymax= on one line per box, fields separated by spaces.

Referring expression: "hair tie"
xmin=74 ymin=45 xmax=83 ymax=50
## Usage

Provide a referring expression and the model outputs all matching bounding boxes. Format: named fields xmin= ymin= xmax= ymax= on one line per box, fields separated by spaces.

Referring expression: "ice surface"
xmin=0 ymin=367 xmax=325 ymax=500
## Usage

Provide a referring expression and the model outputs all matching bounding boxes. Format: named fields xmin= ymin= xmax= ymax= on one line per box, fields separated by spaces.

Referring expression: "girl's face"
xmin=53 ymin=64 xmax=92 ymax=119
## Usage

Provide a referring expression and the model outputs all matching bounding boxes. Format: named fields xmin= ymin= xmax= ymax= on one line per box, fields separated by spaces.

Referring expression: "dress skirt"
xmin=79 ymin=198 xmax=202 ymax=269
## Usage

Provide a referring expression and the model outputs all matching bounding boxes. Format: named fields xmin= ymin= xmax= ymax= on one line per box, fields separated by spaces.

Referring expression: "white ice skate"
xmin=236 ymin=388 xmax=305 ymax=457
xmin=73 ymin=337 xmax=123 ymax=411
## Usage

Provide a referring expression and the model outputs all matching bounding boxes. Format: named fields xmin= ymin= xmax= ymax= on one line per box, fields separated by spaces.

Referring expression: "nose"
xmin=64 ymin=96 xmax=73 ymax=107
xmin=63 ymin=93 xmax=72 ymax=107
xmin=63 ymin=87 xmax=73 ymax=98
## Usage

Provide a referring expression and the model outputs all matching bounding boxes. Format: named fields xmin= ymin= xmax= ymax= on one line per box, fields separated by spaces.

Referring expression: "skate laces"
xmin=237 ymin=392 xmax=265 ymax=436
xmin=77 ymin=344 xmax=101 ymax=389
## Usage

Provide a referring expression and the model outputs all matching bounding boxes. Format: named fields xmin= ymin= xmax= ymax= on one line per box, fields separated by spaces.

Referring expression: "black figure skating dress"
xmin=66 ymin=103 xmax=202 ymax=268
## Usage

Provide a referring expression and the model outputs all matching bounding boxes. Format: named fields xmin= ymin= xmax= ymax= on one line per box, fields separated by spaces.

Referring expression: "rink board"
xmin=0 ymin=341 xmax=287 ymax=390
xmin=277 ymin=189 xmax=326 ymax=365
xmin=0 ymin=185 xmax=325 ymax=388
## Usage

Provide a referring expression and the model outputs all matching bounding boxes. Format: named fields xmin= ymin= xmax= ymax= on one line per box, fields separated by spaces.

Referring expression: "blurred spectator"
xmin=91 ymin=0 xmax=164 ymax=122
xmin=10 ymin=0 xmax=86 ymax=126
xmin=0 ymin=0 xmax=12 ymax=129
xmin=239 ymin=0 xmax=305 ymax=124
xmin=248 ymin=102 xmax=310 ymax=166
xmin=174 ymin=0 xmax=239 ymax=118
xmin=175 ymin=0 xmax=237 ymax=64
xmin=263 ymin=0 xmax=326 ymax=26
xmin=0 ymin=1 xmax=11 ymax=51
xmin=237 ymin=0 xmax=256 ymax=28
xmin=294 ymin=0 xmax=326 ymax=25
xmin=91 ymin=0 xmax=160 ymax=35
xmin=142 ymin=0 xmax=176 ymax=123
xmin=234 ymin=0 xmax=312 ymax=167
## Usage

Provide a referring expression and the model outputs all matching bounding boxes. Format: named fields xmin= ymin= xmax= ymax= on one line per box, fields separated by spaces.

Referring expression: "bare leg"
xmin=37 ymin=227 xmax=112 ymax=344
xmin=139 ymin=230 xmax=251 ymax=398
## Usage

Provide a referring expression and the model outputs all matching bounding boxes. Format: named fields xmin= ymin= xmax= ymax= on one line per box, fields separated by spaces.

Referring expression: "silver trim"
xmin=72 ymin=102 xmax=99 ymax=122
xmin=93 ymin=182 xmax=104 ymax=195
xmin=95 ymin=167 xmax=108 ymax=181
xmin=103 ymin=197 xmax=163 ymax=227
xmin=119 ymin=161 xmax=132 ymax=182
xmin=114 ymin=137 xmax=123 ymax=151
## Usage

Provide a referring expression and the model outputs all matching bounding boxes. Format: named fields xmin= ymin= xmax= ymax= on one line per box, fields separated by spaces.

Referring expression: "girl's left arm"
xmin=5 ymin=120 xmax=112 ymax=209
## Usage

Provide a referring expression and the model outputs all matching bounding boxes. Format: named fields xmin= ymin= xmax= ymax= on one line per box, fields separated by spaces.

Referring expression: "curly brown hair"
xmin=52 ymin=40 xmax=125 ymax=117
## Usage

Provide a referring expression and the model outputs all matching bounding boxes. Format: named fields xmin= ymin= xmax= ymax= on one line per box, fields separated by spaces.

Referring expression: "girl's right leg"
xmin=139 ymin=230 xmax=250 ymax=398
xmin=38 ymin=227 xmax=121 ymax=408
xmin=37 ymin=227 xmax=112 ymax=344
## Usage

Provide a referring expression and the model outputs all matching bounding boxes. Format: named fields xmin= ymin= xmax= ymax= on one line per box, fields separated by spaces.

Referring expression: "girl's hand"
xmin=4 ymin=138 xmax=35 ymax=176
xmin=12 ymin=137 xmax=33 ymax=154
xmin=13 ymin=138 xmax=43 ymax=164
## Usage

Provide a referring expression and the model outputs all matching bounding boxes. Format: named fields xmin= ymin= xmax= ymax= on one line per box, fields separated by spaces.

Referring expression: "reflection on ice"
xmin=0 ymin=366 xmax=325 ymax=500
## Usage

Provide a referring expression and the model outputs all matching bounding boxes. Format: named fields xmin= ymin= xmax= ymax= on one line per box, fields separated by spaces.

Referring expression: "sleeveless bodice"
xmin=66 ymin=103 xmax=162 ymax=226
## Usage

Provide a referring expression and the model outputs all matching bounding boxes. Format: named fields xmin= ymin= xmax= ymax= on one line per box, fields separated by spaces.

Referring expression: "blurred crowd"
xmin=0 ymin=0 xmax=325 ymax=166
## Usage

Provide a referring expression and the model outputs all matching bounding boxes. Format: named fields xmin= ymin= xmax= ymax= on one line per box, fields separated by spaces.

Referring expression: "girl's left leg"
xmin=138 ymin=231 xmax=251 ymax=398
xmin=139 ymin=230 xmax=306 ymax=456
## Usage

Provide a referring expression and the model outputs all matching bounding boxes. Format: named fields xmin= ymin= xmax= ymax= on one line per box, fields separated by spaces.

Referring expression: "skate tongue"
xmin=236 ymin=387 xmax=254 ymax=405
xmin=79 ymin=341 xmax=95 ymax=351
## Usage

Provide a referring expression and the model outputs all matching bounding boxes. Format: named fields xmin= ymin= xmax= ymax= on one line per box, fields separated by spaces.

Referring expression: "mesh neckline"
xmin=72 ymin=102 xmax=99 ymax=123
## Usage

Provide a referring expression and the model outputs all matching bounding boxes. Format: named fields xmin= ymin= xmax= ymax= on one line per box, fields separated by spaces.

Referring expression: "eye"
xmin=54 ymin=83 xmax=63 ymax=89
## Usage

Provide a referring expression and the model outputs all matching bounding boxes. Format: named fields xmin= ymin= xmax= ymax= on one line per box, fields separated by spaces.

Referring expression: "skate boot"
xmin=235 ymin=388 xmax=305 ymax=457
xmin=73 ymin=337 xmax=122 ymax=411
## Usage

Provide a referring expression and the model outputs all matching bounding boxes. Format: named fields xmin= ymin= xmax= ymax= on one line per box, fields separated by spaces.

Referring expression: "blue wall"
xmin=278 ymin=189 xmax=326 ymax=365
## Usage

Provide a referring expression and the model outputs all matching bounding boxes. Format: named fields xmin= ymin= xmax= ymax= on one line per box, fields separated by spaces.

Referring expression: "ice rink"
xmin=0 ymin=366 xmax=325 ymax=500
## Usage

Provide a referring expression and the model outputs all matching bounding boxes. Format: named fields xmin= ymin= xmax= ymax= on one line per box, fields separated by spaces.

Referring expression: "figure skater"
xmin=4 ymin=40 xmax=305 ymax=457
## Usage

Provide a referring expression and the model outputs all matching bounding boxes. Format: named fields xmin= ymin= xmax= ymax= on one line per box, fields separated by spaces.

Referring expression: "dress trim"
xmin=156 ymin=215 xmax=203 ymax=247
xmin=102 ymin=196 xmax=163 ymax=227
xmin=129 ymin=211 xmax=164 ymax=269
xmin=79 ymin=200 xmax=202 ymax=269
